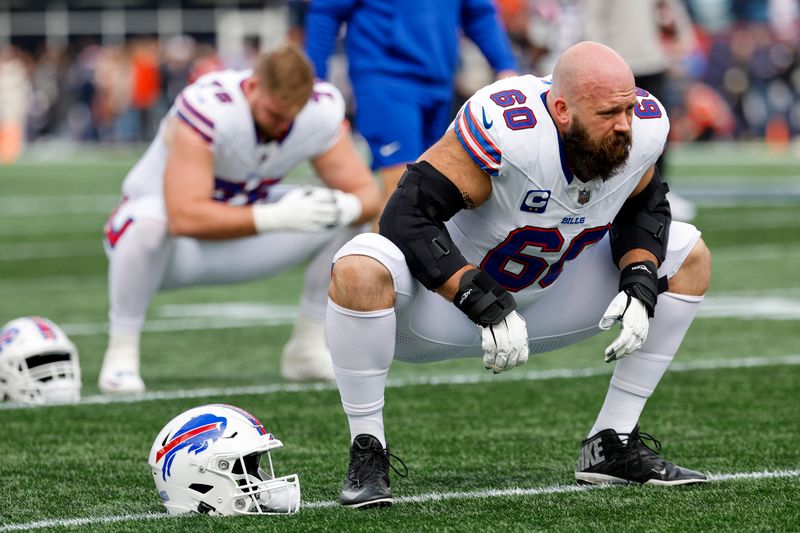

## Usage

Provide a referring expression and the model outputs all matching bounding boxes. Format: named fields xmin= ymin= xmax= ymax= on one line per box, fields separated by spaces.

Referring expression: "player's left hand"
xmin=480 ymin=311 xmax=529 ymax=373
xmin=331 ymin=190 xmax=362 ymax=227
xmin=599 ymin=291 xmax=649 ymax=363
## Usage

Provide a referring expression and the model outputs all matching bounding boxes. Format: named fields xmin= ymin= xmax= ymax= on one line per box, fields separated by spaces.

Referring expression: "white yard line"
xmin=0 ymin=241 xmax=104 ymax=261
xmin=0 ymin=276 xmax=107 ymax=291
xmin=64 ymin=316 xmax=289 ymax=336
xmin=57 ymin=289 xmax=800 ymax=337
xmin=1 ymin=468 xmax=798 ymax=531
xmin=0 ymin=195 xmax=118 ymax=217
xmin=305 ymin=468 xmax=800 ymax=509
xmin=2 ymin=354 xmax=799 ymax=411
xmin=711 ymin=243 xmax=800 ymax=262
xmin=63 ymin=302 xmax=301 ymax=336
xmin=2 ymin=237 xmax=799 ymax=263
xmin=698 ymin=296 xmax=800 ymax=320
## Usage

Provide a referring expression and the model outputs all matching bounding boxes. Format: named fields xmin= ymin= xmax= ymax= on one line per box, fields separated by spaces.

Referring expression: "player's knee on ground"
xmin=329 ymin=255 xmax=395 ymax=311
xmin=668 ymin=237 xmax=711 ymax=296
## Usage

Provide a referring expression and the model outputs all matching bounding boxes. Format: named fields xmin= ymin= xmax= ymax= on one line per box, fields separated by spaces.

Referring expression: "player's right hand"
xmin=253 ymin=186 xmax=340 ymax=232
xmin=480 ymin=311 xmax=529 ymax=374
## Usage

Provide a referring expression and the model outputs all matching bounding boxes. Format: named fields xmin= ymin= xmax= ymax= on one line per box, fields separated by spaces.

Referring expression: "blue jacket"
xmin=305 ymin=0 xmax=517 ymax=91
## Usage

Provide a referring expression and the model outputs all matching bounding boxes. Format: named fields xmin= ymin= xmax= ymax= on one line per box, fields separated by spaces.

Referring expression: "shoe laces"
xmin=615 ymin=428 xmax=667 ymax=477
xmin=622 ymin=429 xmax=662 ymax=456
xmin=348 ymin=442 xmax=409 ymax=487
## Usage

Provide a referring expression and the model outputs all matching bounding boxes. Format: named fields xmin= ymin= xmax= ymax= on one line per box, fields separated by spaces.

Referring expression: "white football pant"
xmin=327 ymin=222 xmax=703 ymax=445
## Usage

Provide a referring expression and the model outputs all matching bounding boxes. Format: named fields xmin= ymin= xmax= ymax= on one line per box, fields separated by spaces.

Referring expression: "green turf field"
xmin=0 ymin=144 xmax=799 ymax=531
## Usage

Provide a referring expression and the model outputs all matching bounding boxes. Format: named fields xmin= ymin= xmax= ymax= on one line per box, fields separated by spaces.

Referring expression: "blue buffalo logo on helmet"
xmin=0 ymin=327 xmax=19 ymax=353
xmin=156 ymin=413 xmax=227 ymax=480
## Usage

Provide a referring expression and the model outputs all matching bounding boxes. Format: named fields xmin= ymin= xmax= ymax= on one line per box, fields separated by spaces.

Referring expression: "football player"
xmin=326 ymin=41 xmax=712 ymax=508
xmin=99 ymin=44 xmax=380 ymax=394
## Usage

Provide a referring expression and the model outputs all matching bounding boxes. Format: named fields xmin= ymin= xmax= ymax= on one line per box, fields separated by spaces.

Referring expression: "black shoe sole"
xmin=341 ymin=497 xmax=393 ymax=509
xmin=576 ymin=472 xmax=708 ymax=486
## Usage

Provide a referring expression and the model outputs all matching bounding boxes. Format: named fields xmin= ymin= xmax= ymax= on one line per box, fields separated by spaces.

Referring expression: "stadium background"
xmin=1 ymin=1 xmax=799 ymax=531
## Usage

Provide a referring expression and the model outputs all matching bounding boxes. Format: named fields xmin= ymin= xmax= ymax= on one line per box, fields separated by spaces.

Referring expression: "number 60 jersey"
xmin=447 ymin=74 xmax=669 ymax=306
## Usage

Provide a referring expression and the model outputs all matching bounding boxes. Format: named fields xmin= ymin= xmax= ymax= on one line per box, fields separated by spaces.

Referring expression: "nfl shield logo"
xmin=578 ymin=189 xmax=591 ymax=204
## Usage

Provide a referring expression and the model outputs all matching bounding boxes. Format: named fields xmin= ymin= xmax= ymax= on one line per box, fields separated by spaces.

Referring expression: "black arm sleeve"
xmin=610 ymin=168 xmax=672 ymax=266
xmin=379 ymin=161 xmax=468 ymax=290
xmin=380 ymin=160 xmax=518 ymax=326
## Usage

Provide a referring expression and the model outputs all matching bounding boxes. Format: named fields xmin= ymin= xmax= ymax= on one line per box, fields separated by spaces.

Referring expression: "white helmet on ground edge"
xmin=0 ymin=316 xmax=81 ymax=404
xmin=148 ymin=404 xmax=301 ymax=515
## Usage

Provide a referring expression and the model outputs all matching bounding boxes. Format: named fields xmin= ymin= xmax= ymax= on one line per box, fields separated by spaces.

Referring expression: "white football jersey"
xmin=121 ymin=69 xmax=345 ymax=208
xmin=448 ymin=74 xmax=669 ymax=306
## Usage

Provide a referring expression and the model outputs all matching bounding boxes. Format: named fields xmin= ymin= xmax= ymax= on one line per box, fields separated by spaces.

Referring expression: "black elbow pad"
xmin=610 ymin=171 xmax=671 ymax=265
xmin=379 ymin=161 xmax=468 ymax=290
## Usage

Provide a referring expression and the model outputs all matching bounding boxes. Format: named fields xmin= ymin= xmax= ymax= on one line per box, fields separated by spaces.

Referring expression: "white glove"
xmin=480 ymin=311 xmax=529 ymax=374
xmin=252 ymin=186 xmax=341 ymax=232
xmin=332 ymin=189 xmax=362 ymax=227
xmin=599 ymin=291 xmax=650 ymax=363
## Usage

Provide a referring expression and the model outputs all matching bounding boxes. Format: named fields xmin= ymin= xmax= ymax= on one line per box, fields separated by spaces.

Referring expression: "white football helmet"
xmin=148 ymin=404 xmax=301 ymax=515
xmin=0 ymin=316 xmax=81 ymax=404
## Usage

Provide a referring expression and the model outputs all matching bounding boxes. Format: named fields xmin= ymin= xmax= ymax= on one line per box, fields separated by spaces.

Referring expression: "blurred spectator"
xmin=189 ymin=42 xmax=223 ymax=83
xmin=129 ymin=38 xmax=162 ymax=142
xmin=287 ymin=0 xmax=311 ymax=47
xmin=688 ymin=0 xmax=800 ymax=142
xmin=0 ymin=46 xmax=31 ymax=163
xmin=27 ymin=45 xmax=64 ymax=140
xmin=226 ymin=35 xmax=261 ymax=70
xmin=495 ymin=0 xmax=584 ymax=76
xmin=5 ymin=3 xmax=800 ymax=149
xmin=92 ymin=45 xmax=131 ymax=142
xmin=674 ymin=81 xmax=736 ymax=140
xmin=159 ymin=36 xmax=195 ymax=113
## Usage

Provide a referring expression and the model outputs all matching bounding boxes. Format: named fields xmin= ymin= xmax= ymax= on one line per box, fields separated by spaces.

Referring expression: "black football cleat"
xmin=575 ymin=425 xmax=708 ymax=486
xmin=340 ymin=434 xmax=408 ymax=508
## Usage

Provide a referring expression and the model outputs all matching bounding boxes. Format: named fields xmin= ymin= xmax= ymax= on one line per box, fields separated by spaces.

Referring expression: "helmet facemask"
xmin=0 ymin=317 xmax=81 ymax=404
xmin=201 ymin=450 xmax=300 ymax=515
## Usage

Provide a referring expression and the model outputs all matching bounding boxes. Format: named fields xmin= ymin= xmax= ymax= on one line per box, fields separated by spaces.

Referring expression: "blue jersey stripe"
xmin=455 ymin=117 xmax=499 ymax=177
xmin=176 ymin=112 xmax=212 ymax=144
xmin=463 ymin=103 xmax=502 ymax=165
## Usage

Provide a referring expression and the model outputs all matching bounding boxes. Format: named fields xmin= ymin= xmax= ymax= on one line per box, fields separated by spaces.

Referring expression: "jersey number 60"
xmin=481 ymin=225 xmax=611 ymax=292
xmin=490 ymin=89 xmax=537 ymax=131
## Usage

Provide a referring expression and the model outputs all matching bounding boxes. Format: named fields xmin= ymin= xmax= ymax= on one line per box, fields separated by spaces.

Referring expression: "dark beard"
xmin=562 ymin=118 xmax=632 ymax=182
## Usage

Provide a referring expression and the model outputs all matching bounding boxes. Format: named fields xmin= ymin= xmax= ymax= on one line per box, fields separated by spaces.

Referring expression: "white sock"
xmin=102 ymin=332 xmax=141 ymax=373
xmin=588 ymin=385 xmax=647 ymax=441
xmin=326 ymin=298 xmax=396 ymax=447
xmin=589 ymin=292 xmax=703 ymax=438
xmin=285 ymin=314 xmax=326 ymax=350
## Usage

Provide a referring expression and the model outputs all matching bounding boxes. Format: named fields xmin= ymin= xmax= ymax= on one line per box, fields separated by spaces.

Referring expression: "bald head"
xmin=546 ymin=42 xmax=636 ymax=182
xmin=551 ymin=41 xmax=634 ymax=103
